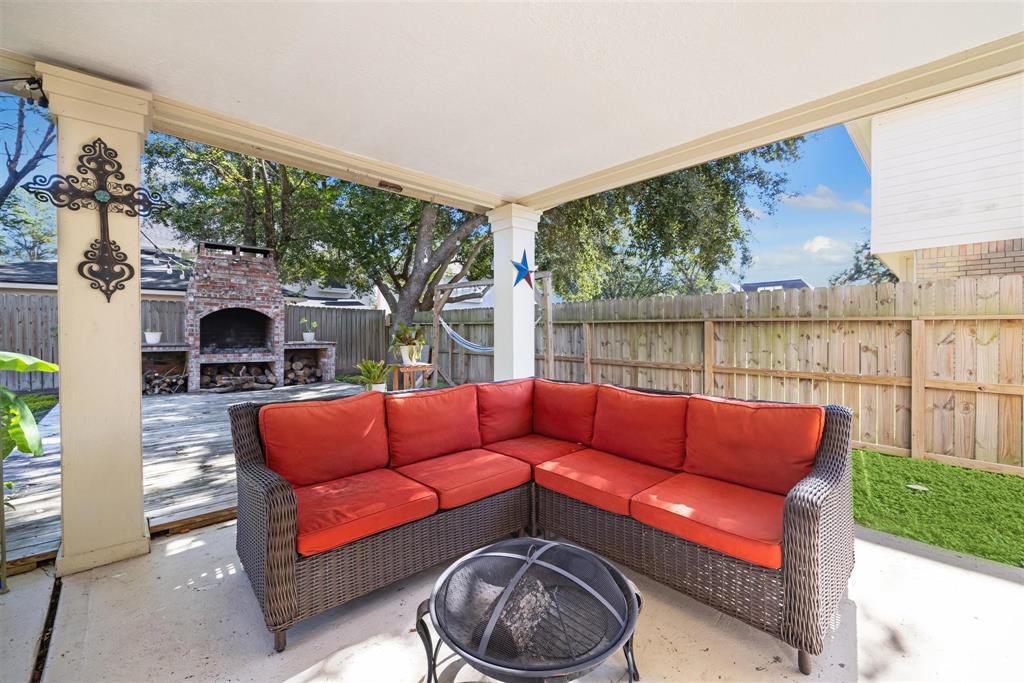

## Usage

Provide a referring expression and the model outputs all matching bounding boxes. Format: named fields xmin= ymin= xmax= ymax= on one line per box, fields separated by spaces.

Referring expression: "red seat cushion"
xmin=259 ymin=391 xmax=389 ymax=487
xmin=630 ymin=473 xmax=785 ymax=569
xmin=535 ymin=448 xmax=674 ymax=515
xmin=483 ymin=434 xmax=586 ymax=469
xmin=478 ymin=378 xmax=534 ymax=443
xmin=385 ymin=385 xmax=482 ymax=467
xmin=591 ymin=385 xmax=688 ymax=470
xmin=293 ymin=468 xmax=438 ymax=556
xmin=533 ymin=380 xmax=598 ymax=445
xmin=396 ymin=448 xmax=531 ymax=509
xmin=684 ymin=396 xmax=825 ymax=495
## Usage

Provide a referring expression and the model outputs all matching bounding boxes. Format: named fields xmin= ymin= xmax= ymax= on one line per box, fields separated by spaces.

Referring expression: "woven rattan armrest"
xmin=228 ymin=402 xmax=299 ymax=631
xmin=781 ymin=404 xmax=854 ymax=655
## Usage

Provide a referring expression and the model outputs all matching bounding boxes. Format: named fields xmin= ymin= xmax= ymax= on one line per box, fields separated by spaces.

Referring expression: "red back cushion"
xmin=591 ymin=385 xmax=688 ymax=469
xmin=533 ymin=379 xmax=598 ymax=445
xmin=385 ymin=384 xmax=482 ymax=466
xmin=259 ymin=391 xmax=389 ymax=487
xmin=683 ymin=395 xmax=825 ymax=495
xmin=478 ymin=379 xmax=534 ymax=443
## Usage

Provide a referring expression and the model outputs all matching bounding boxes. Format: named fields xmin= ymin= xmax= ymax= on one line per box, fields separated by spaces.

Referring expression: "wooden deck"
xmin=3 ymin=382 xmax=360 ymax=572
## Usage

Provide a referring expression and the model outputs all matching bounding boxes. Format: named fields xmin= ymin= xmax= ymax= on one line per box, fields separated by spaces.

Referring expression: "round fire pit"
xmin=416 ymin=538 xmax=641 ymax=683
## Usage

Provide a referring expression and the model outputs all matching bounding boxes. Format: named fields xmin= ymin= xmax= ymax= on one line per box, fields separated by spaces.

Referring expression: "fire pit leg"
xmin=416 ymin=600 xmax=438 ymax=683
xmin=624 ymin=636 xmax=640 ymax=681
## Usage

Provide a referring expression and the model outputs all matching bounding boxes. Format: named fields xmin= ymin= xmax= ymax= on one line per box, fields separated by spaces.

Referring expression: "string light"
xmin=140 ymin=224 xmax=191 ymax=281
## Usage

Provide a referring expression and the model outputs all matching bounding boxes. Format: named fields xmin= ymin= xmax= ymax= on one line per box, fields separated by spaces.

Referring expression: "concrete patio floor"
xmin=4 ymin=523 xmax=1022 ymax=683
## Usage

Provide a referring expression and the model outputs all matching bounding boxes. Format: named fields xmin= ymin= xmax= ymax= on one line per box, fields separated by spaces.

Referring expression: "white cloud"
xmin=751 ymin=235 xmax=853 ymax=269
xmin=782 ymin=184 xmax=869 ymax=215
xmin=801 ymin=235 xmax=853 ymax=264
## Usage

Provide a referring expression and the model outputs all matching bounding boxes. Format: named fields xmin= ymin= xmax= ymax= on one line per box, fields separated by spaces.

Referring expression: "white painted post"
xmin=487 ymin=204 xmax=541 ymax=380
xmin=38 ymin=63 xmax=152 ymax=575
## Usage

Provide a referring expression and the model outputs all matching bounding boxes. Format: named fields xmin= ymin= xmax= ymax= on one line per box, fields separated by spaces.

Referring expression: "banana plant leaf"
xmin=0 ymin=351 xmax=59 ymax=373
xmin=1 ymin=387 xmax=42 ymax=457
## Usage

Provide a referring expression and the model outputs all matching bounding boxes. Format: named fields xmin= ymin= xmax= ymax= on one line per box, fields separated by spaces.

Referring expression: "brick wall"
xmin=915 ymin=238 xmax=1024 ymax=281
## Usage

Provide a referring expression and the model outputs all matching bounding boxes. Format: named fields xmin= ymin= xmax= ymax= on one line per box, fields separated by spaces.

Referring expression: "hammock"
xmin=439 ymin=317 xmax=494 ymax=354
xmin=438 ymin=315 xmax=544 ymax=355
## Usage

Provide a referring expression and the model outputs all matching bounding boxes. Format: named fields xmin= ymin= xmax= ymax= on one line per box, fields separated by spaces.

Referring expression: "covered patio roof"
xmin=1 ymin=4 xmax=1021 ymax=212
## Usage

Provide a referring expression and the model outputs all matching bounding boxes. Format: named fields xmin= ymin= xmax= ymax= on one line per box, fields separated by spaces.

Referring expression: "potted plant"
xmin=300 ymin=318 xmax=318 ymax=342
xmin=346 ymin=359 xmax=393 ymax=392
xmin=391 ymin=323 xmax=425 ymax=365
xmin=1 ymin=351 xmax=58 ymax=594
xmin=144 ymin=328 xmax=162 ymax=344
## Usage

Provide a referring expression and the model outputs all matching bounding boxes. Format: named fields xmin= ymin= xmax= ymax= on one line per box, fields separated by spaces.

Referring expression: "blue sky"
xmin=2 ymin=95 xmax=869 ymax=287
xmin=738 ymin=124 xmax=871 ymax=287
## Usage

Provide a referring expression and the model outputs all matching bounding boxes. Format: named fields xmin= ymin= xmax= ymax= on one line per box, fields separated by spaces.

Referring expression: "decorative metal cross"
xmin=21 ymin=138 xmax=168 ymax=302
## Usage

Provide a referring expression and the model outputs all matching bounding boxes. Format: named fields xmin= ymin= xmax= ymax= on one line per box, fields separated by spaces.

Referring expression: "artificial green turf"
xmin=852 ymin=449 xmax=1024 ymax=567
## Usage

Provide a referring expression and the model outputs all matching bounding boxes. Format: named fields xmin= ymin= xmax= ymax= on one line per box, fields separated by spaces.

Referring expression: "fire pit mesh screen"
xmin=434 ymin=539 xmax=629 ymax=672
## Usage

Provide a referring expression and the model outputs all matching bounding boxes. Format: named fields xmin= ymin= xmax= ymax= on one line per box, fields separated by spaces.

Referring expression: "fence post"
xmin=703 ymin=320 xmax=715 ymax=395
xmin=911 ymin=318 xmax=926 ymax=458
xmin=583 ymin=322 xmax=593 ymax=383
xmin=543 ymin=277 xmax=555 ymax=379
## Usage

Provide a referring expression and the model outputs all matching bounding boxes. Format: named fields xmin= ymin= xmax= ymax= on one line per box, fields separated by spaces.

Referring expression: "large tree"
xmin=539 ymin=140 xmax=801 ymax=300
xmin=0 ymin=96 xmax=56 ymax=212
xmin=830 ymin=237 xmax=897 ymax=286
xmin=144 ymin=135 xmax=488 ymax=328
xmin=0 ymin=189 xmax=55 ymax=261
xmin=145 ymin=133 xmax=802 ymax=327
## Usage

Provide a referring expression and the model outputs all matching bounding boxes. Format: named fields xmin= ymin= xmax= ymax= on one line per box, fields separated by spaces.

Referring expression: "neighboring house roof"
xmin=2 ymin=249 xmax=373 ymax=307
xmin=0 ymin=248 xmax=191 ymax=292
xmin=740 ymin=278 xmax=812 ymax=292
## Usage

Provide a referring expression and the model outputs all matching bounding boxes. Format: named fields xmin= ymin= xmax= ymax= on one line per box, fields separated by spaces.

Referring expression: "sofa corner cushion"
xmin=484 ymin=433 xmax=585 ymax=468
xmin=396 ymin=448 xmax=531 ymax=509
xmin=630 ymin=472 xmax=785 ymax=569
xmin=385 ymin=384 xmax=482 ymax=466
xmin=477 ymin=378 xmax=535 ymax=443
xmin=535 ymin=448 xmax=674 ymax=516
xmin=683 ymin=395 xmax=825 ymax=495
xmin=591 ymin=385 xmax=688 ymax=469
xmin=533 ymin=379 xmax=598 ymax=445
xmin=259 ymin=391 xmax=389 ymax=487
xmin=293 ymin=468 xmax=438 ymax=556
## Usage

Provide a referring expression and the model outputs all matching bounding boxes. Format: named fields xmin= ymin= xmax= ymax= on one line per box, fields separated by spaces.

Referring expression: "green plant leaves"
xmin=0 ymin=351 xmax=58 ymax=373
xmin=1 ymin=387 xmax=43 ymax=457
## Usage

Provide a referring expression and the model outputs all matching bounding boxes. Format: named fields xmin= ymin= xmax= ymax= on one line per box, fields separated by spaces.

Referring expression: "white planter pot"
xmin=370 ymin=383 xmax=387 ymax=393
xmin=399 ymin=345 xmax=420 ymax=365
xmin=144 ymin=331 xmax=162 ymax=344
xmin=302 ymin=332 xmax=316 ymax=342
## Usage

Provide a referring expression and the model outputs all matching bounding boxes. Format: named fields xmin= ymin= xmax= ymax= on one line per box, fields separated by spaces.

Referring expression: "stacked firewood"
xmin=283 ymin=355 xmax=324 ymax=386
xmin=199 ymin=363 xmax=278 ymax=393
xmin=143 ymin=368 xmax=188 ymax=395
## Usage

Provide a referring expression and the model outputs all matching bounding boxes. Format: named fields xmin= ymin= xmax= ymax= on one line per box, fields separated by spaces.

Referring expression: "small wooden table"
xmin=392 ymin=363 xmax=434 ymax=390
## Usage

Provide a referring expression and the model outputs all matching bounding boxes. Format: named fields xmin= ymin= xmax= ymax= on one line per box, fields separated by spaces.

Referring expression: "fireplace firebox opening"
xmin=199 ymin=308 xmax=272 ymax=353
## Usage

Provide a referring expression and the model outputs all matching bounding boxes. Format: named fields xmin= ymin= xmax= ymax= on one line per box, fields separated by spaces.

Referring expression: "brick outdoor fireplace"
xmin=186 ymin=242 xmax=286 ymax=390
xmin=174 ymin=242 xmax=335 ymax=393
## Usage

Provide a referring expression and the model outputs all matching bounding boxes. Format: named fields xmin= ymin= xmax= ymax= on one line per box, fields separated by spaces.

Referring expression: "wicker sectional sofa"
xmin=227 ymin=378 xmax=853 ymax=674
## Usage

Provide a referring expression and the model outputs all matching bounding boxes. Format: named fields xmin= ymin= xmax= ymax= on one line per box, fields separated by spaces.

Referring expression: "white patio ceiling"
xmin=1 ymin=2 xmax=1021 ymax=212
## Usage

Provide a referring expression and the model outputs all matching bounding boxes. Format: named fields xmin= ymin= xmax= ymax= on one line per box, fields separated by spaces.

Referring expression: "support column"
xmin=38 ymin=63 xmax=152 ymax=575
xmin=487 ymin=204 xmax=541 ymax=380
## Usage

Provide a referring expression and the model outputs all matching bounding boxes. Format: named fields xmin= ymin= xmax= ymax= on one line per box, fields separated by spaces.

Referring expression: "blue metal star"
xmin=511 ymin=250 xmax=533 ymax=289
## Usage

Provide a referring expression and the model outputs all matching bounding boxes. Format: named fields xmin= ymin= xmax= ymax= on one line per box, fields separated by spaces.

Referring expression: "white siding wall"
xmin=871 ymin=73 xmax=1024 ymax=254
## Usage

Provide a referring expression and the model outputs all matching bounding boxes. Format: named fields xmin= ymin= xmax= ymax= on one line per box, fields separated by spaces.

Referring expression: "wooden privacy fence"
xmin=283 ymin=305 xmax=387 ymax=375
xmin=0 ymin=293 xmax=59 ymax=392
xmin=0 ymin=295 xmax=387 ymax=391
xmin=420 ymin=275 xmax=1024 ymax=476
